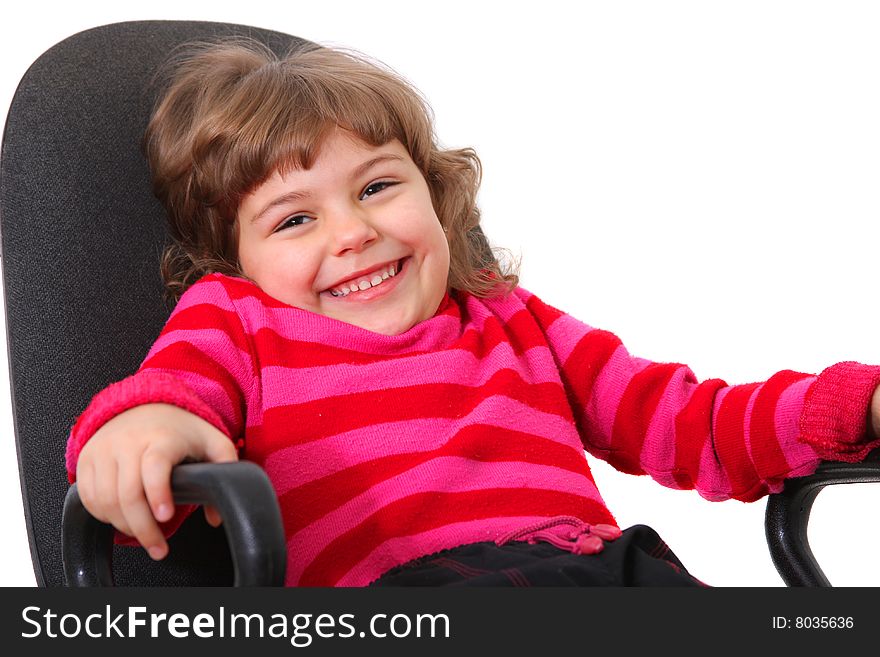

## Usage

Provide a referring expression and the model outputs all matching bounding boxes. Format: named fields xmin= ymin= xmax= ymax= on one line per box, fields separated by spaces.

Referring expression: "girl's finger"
xmin=204 ymin=504 xmax=223 ymax=528
xmin=75 ymin=459 xmax=98 ymax=518
xmin=140 ymin=447 xmax=178 ymax=524
xmin=118 ymin=457 xmax=168 ymax=560
xmin=92 ymin=457 xmax=122 ymax=527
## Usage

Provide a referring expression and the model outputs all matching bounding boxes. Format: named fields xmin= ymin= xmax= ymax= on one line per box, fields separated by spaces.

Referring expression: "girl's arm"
xmin=66 ymin=274 xmax=257 ymax=556
xmin=519 ymin=288 xmax=880 ymax=502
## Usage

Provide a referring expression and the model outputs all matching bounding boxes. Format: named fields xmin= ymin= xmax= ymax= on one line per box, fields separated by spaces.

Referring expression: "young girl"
xmin=66 ymin=38 xmax=880 ymax=587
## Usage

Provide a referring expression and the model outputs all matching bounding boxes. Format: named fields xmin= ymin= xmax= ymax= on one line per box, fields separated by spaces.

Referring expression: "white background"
xmin=1 ymin=0 xmax=879 ymax=587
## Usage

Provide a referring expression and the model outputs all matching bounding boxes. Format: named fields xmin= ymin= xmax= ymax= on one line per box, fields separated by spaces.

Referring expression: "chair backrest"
xmin=0 ymin=20 xmax=307 ymax=586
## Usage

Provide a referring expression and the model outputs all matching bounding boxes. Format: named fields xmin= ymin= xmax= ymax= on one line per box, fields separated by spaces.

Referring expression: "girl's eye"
xmin=360 ymin=181 xmax=396 ymax=199
xmin=275 ymin=215 xmax=315 ymax=232
xmin=271 ymin=182 xmax=396 ymax=232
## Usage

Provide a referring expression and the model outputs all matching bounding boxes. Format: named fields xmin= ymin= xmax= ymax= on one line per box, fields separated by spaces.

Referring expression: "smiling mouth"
xmin=326 ymin=258 xmax=407 ymax=297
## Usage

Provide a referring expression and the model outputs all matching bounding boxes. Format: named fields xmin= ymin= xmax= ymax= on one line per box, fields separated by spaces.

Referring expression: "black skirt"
xmin=370 ymin=524 xmax=708 ymax=587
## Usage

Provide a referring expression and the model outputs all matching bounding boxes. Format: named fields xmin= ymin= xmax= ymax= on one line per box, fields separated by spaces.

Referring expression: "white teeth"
xmin=328 ymin=260 xmax=402 ymax=297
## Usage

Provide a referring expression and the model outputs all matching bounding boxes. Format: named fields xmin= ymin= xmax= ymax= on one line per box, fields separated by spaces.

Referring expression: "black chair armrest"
xmin=765 ymin=451 xmax=880 ymax=586
xmin=61 ymin=462 xmax=287 ymax=586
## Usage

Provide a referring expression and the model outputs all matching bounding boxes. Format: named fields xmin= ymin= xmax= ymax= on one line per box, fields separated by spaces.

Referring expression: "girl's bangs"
xmin=232 ymin=93 xmax=409 ymax=203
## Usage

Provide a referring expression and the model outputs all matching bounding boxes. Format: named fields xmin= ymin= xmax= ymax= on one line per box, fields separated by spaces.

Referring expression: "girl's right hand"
xmin=74 ymin=403 xmax=238 ymax=560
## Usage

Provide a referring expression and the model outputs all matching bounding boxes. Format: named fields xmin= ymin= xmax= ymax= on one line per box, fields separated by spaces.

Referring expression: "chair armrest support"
xmin=61 ymin=462 xmax=287 ymax=586
xmin=765 ymin=453 xmax=880 ymax=586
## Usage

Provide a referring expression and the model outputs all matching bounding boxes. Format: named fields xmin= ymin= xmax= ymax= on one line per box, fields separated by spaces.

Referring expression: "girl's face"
xmin=236 ymin=129 xmax=450 ymax=335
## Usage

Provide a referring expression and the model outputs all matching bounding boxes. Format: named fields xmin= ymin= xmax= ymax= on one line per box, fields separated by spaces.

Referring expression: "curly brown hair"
xmin=143 ymin=38 xmax=519 ymax=303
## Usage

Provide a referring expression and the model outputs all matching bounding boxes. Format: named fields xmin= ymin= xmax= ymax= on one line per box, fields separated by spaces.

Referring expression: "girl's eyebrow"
xmin=250 ymin=189 xmax=310 ymax=225
xmin=352 ymin=153 xmax=404 ymax=181
xmin=249 ymin=153 xmax=405 ymax=225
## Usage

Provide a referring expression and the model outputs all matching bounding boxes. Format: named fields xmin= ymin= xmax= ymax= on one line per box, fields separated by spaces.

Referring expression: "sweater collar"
xmin=218 ymin=274 xmax=465 ymax=354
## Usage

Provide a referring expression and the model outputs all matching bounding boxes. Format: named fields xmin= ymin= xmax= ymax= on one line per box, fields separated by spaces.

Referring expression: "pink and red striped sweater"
xmin=66 ymin=273 xmax=880 ymax=586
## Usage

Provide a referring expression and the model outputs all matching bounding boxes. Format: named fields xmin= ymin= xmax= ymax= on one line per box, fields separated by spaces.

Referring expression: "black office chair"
xmin=0 ymin=20 xmax=298 ymax=587
xmin=2 ymin=20 xmax=878 ymax=587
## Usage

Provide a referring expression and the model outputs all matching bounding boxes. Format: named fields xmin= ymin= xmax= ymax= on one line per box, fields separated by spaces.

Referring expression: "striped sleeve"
xmin=65 ymin=274 xmax=256 ymax=480
xmin=518 ymin=289 xmax=880 ymax=502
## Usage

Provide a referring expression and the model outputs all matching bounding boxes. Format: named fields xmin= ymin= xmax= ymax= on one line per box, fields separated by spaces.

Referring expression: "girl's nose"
xmin=329 ymin=207 xmax=379 ymax=255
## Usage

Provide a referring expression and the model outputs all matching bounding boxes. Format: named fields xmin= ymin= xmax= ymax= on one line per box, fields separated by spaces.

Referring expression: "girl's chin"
xmin=336 ymin=311 xmax=417 ymax=336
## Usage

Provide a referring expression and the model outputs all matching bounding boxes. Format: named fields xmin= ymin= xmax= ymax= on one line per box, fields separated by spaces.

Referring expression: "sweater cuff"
xmin=798 ymin=361 xmax=880 ymax=463
xmin=65 ymin=370 xmax=229 ymax=482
